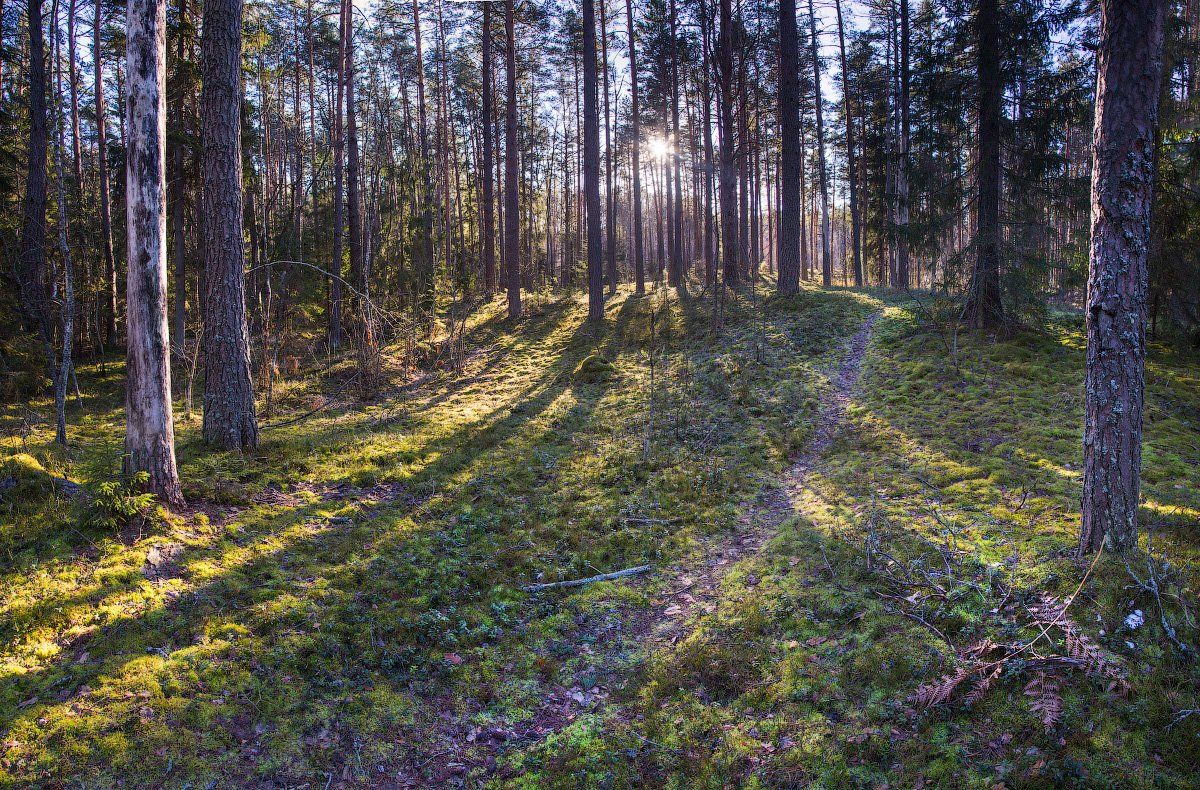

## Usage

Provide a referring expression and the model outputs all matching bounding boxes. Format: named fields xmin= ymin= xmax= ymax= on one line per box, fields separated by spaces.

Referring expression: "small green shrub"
xmin=80 ymin=471 xmax=157 ymax=530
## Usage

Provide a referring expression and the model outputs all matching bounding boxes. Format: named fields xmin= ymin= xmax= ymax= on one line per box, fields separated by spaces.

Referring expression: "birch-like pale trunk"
xmin=1080 ymin=0 xmax=1167 ymax=554
xmin=125 ymin=0 xmax=184 ymax=505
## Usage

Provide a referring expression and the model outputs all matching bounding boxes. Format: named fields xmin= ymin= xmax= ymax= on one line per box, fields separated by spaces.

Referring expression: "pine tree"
xmin=777 ymin=0 xmax=801 ymax=294
xmin=200 ymin=0 xmax=258 ymax=451
xmin=1080 ymin=0 xmax=1167 ymax=554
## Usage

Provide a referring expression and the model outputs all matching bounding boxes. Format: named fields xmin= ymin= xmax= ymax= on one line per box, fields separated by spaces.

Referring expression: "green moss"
xmin=2 ymin=288 xmax=1197 ymax=788
xmin=504 ymin=296 xmax=1200 ymax=789
xmin=572 ymin=353 xmax=617 ymax=383
xmin=1 ymin=453 xmax=55 ymax=499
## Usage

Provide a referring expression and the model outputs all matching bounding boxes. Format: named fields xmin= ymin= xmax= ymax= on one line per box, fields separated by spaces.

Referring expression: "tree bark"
xmin=834 ymin=0 xmax=861 ymax=287
xmin=600 ymin=0 xmax=617 ymax=293
xmin=503 ymin=0 xmax=522 ymax=318
xmin=1080 ymin=0 xmax=1166 ymax=554
xmin=895 ymin=0 xmax=910 ymax=289
xmin=481 ymin=2 xmax=497 ymax=295
xmin=52 ymin=9 xmax=75 ymax=446
xmin=18 ymin=0 xmax=52 ymax=351
xmin=345 ymin=0 xmax=364 ymax=299
xmin=169 ymin=0 xmax=187 ymax=355
xmin=96 ymin=0 xmax=119 ymax=346
xmin=717 ymin=0 xmax=738 ymax=287
xmin=200 ymin=0 xmax=258 ymax=451
xmin=329 ymin=0 xmax=346 ymax=349
xmin=669 ymin=0 xmax=684 ymax=289
xmin=807 ymin=0 xmax=830 ymax=287
xmin=625 ymin=0 xmax=645 ymax=294
xmin=125 ymin=0 xmax=184 ymax=505
xmin=583 ymin=0 xmax=604 ymax=321
xmin=963 ymin=0 xmax=1004 ymax=329
xmin=777 ymin=0 xmax=801 ymax=294
xmin=412 ymin=0 xmax=437 ymax=322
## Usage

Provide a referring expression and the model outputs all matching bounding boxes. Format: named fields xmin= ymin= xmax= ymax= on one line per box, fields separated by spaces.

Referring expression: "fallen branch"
xmin=1169 ymin=708 xmax=1198 ymax=731
xmin=522 ymin=565 xmax=652 ymax=593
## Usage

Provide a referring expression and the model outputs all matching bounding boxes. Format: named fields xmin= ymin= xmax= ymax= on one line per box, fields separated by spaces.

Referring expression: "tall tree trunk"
xmin=412 ymin=0 xmax=437 ymax=323
xmin=18 ymin=0 xmax=52 ymax=351
xmin=329 ymin=0 xmax=346 ymax=349
xmin=345 ymin=0 xmax=364 ymax=299
xmin=669 ymin=0 xmax=684 ymax=288
xmin=895 ymin=0 xmax=910 ymax=289
xmin=583 ymin=0 xmax=604 ymax=321
xmin=481 ymin=2 xmax=497 ymax=294
xmin=1080 ymin=0 xmax=1167 ymax=554
xmin=835 ymin=0 xmax=861 ymax=287
xmin=717 ymin=0 xmax=738 ymax=287
xmin=807 ymin=0 xmax=830 ymax=287
xmin=503 ymin=0 xmax=521 ymax=318
xmin=625 ymin=0 xmax=645 ymax=294
xmin=52 ymin=7 xmax=75 ymax=446
xmin=601 ymin=0 xmax=617 ymax=293
xmin=96 ymin=0 xmax=119 ymax=345
xmin=963 ymin=0 xmax=1004 ymax=328
xmin=66 ymin=0 xmax=83 ymax=195
xmin=777 ymin=0 xmax=801 ymax=294
xmin=170 ymin=0 xmax=187 ymax=355
xmin=700 ymin=0 xmax=715 ymax=286
xmin=125 ymin=0 xmax=184 ymax=505
xmin=200 ymin=0 xmax=258 ymax=450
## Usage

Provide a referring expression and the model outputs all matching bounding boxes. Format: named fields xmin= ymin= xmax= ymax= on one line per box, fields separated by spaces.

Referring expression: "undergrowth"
xmin=500 ymin=301 xmax=1200 ymax=789
xmin=0 ymin=284 xmax=877 ymax=787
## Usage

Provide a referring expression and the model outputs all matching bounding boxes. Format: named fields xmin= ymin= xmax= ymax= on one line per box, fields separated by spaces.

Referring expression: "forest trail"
xmin=456 ymin=309 xmax=885 ymax=785
xmin=647 ymin=309 xmax=881 ymax=646
xmin=7 ymin=291 xmax=1198 ymax=789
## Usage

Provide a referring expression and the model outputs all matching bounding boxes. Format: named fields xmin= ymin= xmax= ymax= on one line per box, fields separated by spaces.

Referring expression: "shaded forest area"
xmin=1 ymin=0 xmax=1199 ymax=786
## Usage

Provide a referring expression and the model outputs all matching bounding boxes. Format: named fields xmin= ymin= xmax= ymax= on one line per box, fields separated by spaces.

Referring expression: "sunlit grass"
xmin=0 ymin=283 xmax=879 ymax=786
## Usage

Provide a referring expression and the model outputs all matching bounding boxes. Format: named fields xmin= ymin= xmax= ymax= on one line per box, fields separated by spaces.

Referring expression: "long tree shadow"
xmin=0 ymin=290 xmax=668 ymax=785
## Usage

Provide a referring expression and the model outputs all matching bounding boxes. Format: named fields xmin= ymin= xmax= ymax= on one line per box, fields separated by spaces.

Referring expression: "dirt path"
xmin=390 ymin=311 xmax=880 ymax=787
xmin=648 ymin=309 xmax=880 ymax=644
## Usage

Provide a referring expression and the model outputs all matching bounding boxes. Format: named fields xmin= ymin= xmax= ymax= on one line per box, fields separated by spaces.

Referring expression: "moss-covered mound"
xmin=572 ymin=353 xmax=616 ymax=383
xmin=0 ymin=453 xmax=56 ymax=499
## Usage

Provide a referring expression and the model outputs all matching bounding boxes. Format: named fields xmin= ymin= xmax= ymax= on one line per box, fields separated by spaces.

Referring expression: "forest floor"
xmin=2 ymin=284 xmax=1199 ymax=788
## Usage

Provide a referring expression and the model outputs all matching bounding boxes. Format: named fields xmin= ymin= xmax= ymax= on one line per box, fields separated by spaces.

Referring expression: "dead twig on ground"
xmin=522 ymin=565 xmax=652 ymax=593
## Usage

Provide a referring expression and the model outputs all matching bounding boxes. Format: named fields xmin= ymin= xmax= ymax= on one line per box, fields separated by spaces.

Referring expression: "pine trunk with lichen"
xmin=1080 ymin=0 xmax=1167 ymax=554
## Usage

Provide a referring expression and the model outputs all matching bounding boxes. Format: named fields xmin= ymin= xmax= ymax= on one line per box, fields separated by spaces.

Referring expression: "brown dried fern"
xmin=1024 ymin=671 xmax=1064 ymax=729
